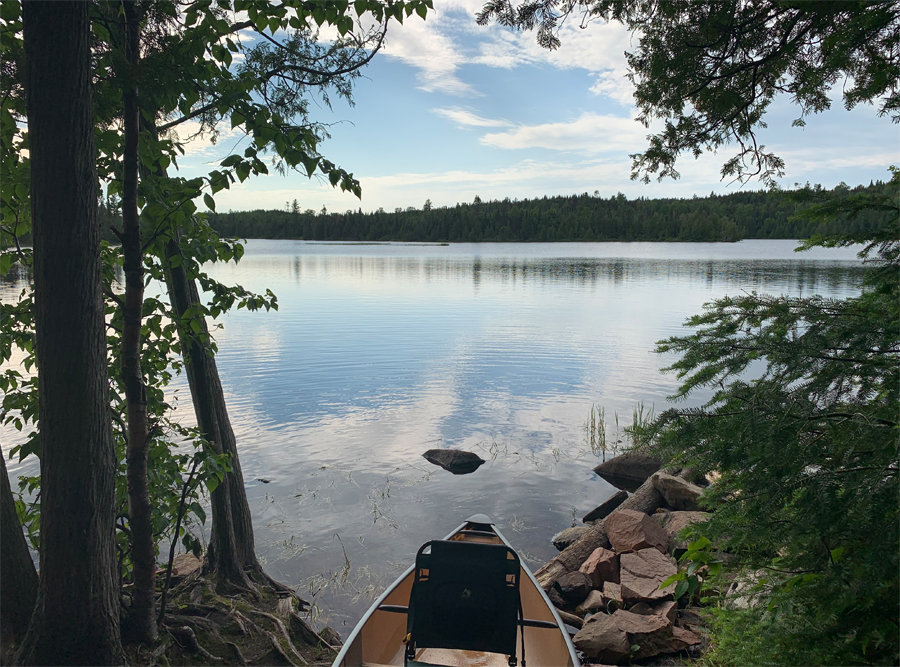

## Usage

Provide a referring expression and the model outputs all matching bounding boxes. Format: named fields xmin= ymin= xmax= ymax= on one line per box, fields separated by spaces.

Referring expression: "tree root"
xmin=245 ymin=609 xmax=309 ymax=665
xmin=165 ymin=624 xmax=223 ymax=662
xmin=224 ymin=640 xmax=249 ymax=665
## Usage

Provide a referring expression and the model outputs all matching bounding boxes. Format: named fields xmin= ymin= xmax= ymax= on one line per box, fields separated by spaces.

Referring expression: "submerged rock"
xmin=422 ymin=448 xmax=486 ymax=475
xmin=593 ymin=451 xmax=661 ymax=491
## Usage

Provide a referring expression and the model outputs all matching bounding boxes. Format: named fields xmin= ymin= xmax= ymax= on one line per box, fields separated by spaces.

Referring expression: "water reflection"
xmin=0 ymin=240 xmax=864 ymax=636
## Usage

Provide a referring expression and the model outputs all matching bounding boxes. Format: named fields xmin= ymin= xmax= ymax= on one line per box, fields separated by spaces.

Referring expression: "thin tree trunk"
xmin=17 ymin=2 xmax=125 ymax=663
xmin=147 ymin=117 xmax=277 ymax=590
xmin=162 ymin=233 xmax=253 ymax=594
xmin=120 ymin=0 xmax=157 ymax=643
xmin=0 ymin=453 xmax=38 ymax=643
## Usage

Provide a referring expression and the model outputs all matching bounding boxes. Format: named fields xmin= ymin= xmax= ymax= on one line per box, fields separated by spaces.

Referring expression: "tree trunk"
xmin=120 ymin=0 xmax=157 ymax=643
xmin=0 ymin=454 xmax=38 ymax=644
xmin=162 ymin=234 xmax=254 ymax=594
xmin=17 ymin=2 xmax=125 ymax=663
xmin=534 ymin=476 xmax=664 ymax=590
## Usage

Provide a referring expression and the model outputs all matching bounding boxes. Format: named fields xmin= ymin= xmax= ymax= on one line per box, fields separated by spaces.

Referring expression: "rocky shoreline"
xmin=537 ymin=451 xmax=714 ymax=664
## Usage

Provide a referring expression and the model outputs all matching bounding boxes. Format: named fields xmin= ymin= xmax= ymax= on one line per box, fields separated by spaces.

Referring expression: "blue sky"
xmin=178 ymin=2 xmax=899 ymax=214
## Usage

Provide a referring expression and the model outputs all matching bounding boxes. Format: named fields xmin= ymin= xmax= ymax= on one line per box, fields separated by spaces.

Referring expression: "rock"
xmin=593 ymin=451 xmax=661 ymax=492
xmin=583 ymin=490 xmax=628 ymax=523
xmin=619 ymin=548 xmax=677 ymax=603
xmin=547 ymin=586 xmax=567 ymax=610
xmin=572 ymin=613 xmax=631 ymax=664
xmin=601 ymin=581 xmax=623 ymax=611
xmin=555 ymin=571 xmax=592 ymax=605
xmin=422 ymin=448 xmax=485 ymax=475
xmin=171 ymin=553 xmax=202 ymax=578
xmin=575 ymin=589 xmax=607 ymax=615
xmin=672 ymin=626 xmax=703 ymax=649
xmin=556 ymin=609 xmax=585 ymax=629
xmin=575 ymin=609 xmax=698 ymax=663
xmin=318 ymin=626 xmax=342 ymax=647
xmin=654 ymin=510 xmax=709 ymax=555
xmin=617 ymin=609 xmax=694 ymax=660
xmin=579 ymin=547 xmax=620 ymax=588
xmin=629 ymin=600 xmax=678 ymax=624
xmin=677 ymin=608 xmax=704 ymax=628
xmin=551 ymin=525 xmax=591 ymax=551
xmin=605 ymin=509 xmax=669 ymax=554
xmin=652 ymin=472 xmax=705 ymax=511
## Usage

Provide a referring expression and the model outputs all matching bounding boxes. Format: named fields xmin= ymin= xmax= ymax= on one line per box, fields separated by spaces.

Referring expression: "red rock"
xmin=579 ymin=547 xmax=620 ymax=588
xmin=630 ymin=600 xmax=678 ymax=623
xmin=653 ymin=510 xmax=709 ymax=555
xmin=576 ymin=609 xmax=695 ymax=662
xmin=601 ymin=581 xmax=623 ymax=611
xmin=572 ymin=613 xmax=631 ymax=663
xmin=575 ymin=589 xmax=607 ymax=615
xmin=605 ymin=509 xmax=669 ymax=554
xmin=619 ymin=548 xmax=677 ymax=603
xmin=652 ymin=472 xmax=704 ymax=511
xmin=555 ymin=571 xmax=591 ymax=604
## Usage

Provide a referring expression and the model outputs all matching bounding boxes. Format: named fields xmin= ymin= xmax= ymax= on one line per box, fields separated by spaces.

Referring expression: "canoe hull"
xmin=333 ymin=515 xmax=580 ymax=667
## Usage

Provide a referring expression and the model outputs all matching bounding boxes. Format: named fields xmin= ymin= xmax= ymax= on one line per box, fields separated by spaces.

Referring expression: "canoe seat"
xmin=403 ymin=540 xmax=524 ymax=666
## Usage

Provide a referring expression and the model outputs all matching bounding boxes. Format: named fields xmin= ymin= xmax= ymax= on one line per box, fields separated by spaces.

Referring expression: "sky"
xmin=176 ymin=1 xmax=900 ymax=214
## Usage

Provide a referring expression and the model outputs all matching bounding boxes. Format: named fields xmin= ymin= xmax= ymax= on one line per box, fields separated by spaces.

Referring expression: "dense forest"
xmin=202 ymin=180 xmax=893 ymax=243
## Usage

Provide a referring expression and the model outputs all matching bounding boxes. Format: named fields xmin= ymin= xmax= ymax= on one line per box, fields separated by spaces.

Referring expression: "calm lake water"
xmin=1 ymin=239 xmax=865 ymax=636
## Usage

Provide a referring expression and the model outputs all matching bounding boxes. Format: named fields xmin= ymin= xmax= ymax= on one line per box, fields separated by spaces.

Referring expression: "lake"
xmin=0 ymin=239 xmax=865 ymax=637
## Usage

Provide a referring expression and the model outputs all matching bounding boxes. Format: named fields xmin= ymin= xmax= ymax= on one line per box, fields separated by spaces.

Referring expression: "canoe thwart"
xmin=376 ymin=605 xmax=409 ymax=614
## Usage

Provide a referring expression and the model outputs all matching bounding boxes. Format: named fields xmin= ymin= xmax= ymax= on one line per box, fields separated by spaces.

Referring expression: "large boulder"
xmin=619 ymin=548 xmax=677 ymax=603
xmin=554 ymin=571 xmax=592 ymax=605
xmin=551 ymin=526 xmax=591 ymax=551
xmin=583 ymin=489 xmax=628 ymax=523
xmin=579 ymin=547 xmax=619 ymax=588
xmin=653 ymin=510 xmax=709 ymax=555
xmin=574 ymin=609 xmax=701 ymax=663
xmin=605 ymin=509 xmax=669 ymax=554
xmin=572 ymin=612 xmax=631 ymax=663
xmin=593 ymin=451 xmax=661 ymax=492
xmin=422 ymin=449 xmax=485 ymax=475
xmin=652 ymin=472 xmax=705 ymax=510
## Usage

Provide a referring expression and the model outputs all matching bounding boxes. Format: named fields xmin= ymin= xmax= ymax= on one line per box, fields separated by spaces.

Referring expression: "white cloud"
xmin=165 ymin=120 xmax=248 ymax=161
xmin=432 ymin=107 xmax=513 ymax=127
xmin=480 ymin=112 xmax=646 ymax=153
xmin=381 ymin=3 xmax=635 ymax=104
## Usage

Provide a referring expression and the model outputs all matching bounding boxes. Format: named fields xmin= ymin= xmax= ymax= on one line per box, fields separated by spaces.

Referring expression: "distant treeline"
xmin=207 ymin=181 xmax=893 ymax=243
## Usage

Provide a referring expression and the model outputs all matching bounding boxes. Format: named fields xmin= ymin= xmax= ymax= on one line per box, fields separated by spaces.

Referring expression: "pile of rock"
xmin=539 ymin=452 xmax=712 ymax=663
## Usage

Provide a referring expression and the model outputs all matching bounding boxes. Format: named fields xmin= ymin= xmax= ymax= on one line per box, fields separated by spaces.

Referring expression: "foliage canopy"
xmin=478 ymin=0 xmax=900 ymax=184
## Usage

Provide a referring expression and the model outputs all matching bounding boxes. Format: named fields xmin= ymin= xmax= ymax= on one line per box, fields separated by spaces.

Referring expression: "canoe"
xmin=333 ymin=514 xmax=581 ymax=667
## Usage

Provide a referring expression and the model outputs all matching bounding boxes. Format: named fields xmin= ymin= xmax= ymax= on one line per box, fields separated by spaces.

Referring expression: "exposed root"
xmin=245 ymin=609 xmax=309 ymax=665
xmin=166 ymin=624 xmax=223 ymax=662
xmin=224 ymin=640 xmax=249 ymax=665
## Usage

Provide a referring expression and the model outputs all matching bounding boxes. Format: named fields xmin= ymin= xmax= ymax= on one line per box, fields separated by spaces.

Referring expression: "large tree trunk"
xmin=0 ymin=454 xmax=38 ymax=644
xmin=162 ymin=234 xmax=254 ymax=594
xmin=120 ymin=0 xmax=157 ymax=643
xmin=17 ymin=2 xmax=125 ymax=664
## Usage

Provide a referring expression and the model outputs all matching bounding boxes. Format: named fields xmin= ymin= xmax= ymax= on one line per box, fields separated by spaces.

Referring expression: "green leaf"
xmin=203 ymin=193 xmax=216 ymax=211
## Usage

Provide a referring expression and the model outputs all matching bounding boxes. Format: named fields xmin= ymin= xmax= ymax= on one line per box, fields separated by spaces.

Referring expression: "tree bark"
xmin=534 ymin=476 xmax=664 ymax=590
xmin=120 ymin=0 xmax=157 ymax=643
xmin=17 ymin=2 xmax=125 ymax=663
xmin=162 ymin=234 xmax=254 ymax=594
xmin=0 ymin=454 xmax=38 ymax=643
